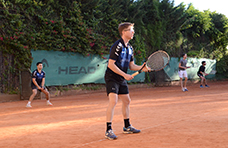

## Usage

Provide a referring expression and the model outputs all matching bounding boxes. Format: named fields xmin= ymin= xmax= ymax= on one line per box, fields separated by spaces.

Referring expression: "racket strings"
xmin=147 ymin=52 xmax=169 ymax=71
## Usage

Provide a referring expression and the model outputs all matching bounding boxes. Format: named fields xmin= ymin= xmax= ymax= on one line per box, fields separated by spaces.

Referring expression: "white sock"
xmin=28 ymin=101 xmax=31 ymax=104
xmin=47 ymin=100 xmax=50 ymax=103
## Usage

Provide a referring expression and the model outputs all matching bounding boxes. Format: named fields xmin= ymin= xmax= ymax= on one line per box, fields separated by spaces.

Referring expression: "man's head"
xmin=202 ymin=61 xmax=206 ymax=66
xmin=118 ymin=22 xmax=134 ymax=39
xmin=36 ymin=62 xmax=43 ymax=70
xmin=182 ymin=53 xmax=187 ymax=59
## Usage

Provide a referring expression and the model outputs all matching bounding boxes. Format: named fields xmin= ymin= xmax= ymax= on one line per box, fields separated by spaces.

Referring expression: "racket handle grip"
xmin=132 ymin=63 xmax=146 ymax=77
xmin=132 ymin=71 xmax=140 ymax=77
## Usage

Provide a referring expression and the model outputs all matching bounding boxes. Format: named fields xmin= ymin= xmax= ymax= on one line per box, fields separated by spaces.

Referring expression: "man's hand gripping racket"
xmin=132 ymin=50 xmax=170 ymax=77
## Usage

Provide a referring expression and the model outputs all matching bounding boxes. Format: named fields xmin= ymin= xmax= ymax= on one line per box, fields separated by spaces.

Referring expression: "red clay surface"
xmin=1 ymin=81 xmax=228 ymax=148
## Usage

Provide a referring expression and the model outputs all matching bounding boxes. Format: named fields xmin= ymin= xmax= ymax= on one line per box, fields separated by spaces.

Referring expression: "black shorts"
xmin=105 ymin=74 xmax=129 ymax=96
xmin=197 ymin=74 xmax=204 ymax=77
xmin=31 ymin=85 xmax=46 ymax=92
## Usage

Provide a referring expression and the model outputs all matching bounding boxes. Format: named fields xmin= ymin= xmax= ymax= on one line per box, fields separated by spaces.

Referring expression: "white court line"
xmin=79 ymin=107 xmax=228 ymax=147
xmin=80 ymin=139 xmax=107 ymax=147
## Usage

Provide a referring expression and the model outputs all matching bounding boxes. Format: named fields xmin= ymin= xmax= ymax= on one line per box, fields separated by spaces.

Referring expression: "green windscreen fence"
xmin=31 ymin=50 xmax=216 ymax=86
xmin=31 ymin=50 xmax=145 ymax=86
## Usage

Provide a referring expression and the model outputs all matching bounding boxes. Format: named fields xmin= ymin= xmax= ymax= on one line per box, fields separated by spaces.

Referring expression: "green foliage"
xmin=140 ymin=0 xmax=162 ymax=54
xmin=181 ymin=4 xmax=228 ymax=59
xmin=136 ymin=0 xmax=188 ymax=57
xmin=132 ymin=34 xmax=146 ymax=64
xmin=0 ymin=0 xmax=112 ymax=70
xmin=159 ymin=0 xmax=187 ymax=56
xmin=216 ymin=53 xmax=228 ymax=77
xmin=187 ymin=50 xmax=200 ymax=57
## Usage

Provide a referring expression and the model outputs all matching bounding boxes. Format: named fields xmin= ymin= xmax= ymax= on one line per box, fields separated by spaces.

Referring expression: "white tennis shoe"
xmin=26 ymin=103 xmax=32 ymax=108
xmin=47 ymin=101 xmax=53 ymax=106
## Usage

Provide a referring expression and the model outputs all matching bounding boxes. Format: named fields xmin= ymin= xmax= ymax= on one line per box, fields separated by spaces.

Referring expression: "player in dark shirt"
xmin=26 ymin=62 xmax=52 ymax=107
xmin=104 ymin=22 xmax=149 ymax=140
xmin=197 ymin=61 xmax=209 ymax=88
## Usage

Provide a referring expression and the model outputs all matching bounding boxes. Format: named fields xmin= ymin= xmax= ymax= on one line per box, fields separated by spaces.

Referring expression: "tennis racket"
xmin=209 ymin=70 xmax=217 ymax=74
xmin=205 ymin=70 xmax=217 ymax=76
xmin=132 ymin=50 xmax=170 ymax=77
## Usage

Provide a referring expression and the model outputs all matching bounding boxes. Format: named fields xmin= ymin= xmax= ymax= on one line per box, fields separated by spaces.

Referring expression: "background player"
xmin=178 ymin=53 xmax=191 ymax=92
xmin=197 ymin=61 xmax=209 ymax=88
xmin=26 ymin=62 xmax=52 ymax=108
xmin=104 ymin=22 xmax=149 ymax=140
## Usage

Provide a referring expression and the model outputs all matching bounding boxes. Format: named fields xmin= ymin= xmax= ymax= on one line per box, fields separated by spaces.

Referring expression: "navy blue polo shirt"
xmin=105 ymin=38 xmax=134 ymax=81
xmin=31 ymin=69 xmax=46 ymax=87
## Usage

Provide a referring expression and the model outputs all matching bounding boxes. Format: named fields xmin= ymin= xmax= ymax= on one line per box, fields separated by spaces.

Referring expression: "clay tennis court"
xmin=1 ymin=80 xmax=228 ymax=148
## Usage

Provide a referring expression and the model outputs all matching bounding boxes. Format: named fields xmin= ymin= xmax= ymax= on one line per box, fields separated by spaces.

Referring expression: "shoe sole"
xmin=123 ymin=131 xmax=141 ymax=134
xmin=105 ymin=135 xmax=117 ymax=140
xmin=123 ymin=131 xmax=133 ymax=134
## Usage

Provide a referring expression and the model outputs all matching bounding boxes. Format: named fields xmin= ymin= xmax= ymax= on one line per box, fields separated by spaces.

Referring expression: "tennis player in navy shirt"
xmin=104 ymin=22 xmax=149 ymax=140
xmin=26 ymin=62 xmax=52 ymax=108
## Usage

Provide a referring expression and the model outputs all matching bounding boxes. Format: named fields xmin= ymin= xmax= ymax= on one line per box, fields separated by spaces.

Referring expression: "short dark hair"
xmin=118 ymin=22 xmax=134 ymax=36
xmin=202 ymin=61 xmax=206 ymax=65
xmin=36 ymin=62 xmax=42 ymax=66
xmin=181 ymin=53 xmax=186 ymax=57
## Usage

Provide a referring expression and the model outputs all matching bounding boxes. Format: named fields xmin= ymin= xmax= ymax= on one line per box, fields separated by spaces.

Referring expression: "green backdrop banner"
xmin=31 ymin=50 xmax=145 ymax=86
xmin=31 ymin=51 xmax=216 ymax=86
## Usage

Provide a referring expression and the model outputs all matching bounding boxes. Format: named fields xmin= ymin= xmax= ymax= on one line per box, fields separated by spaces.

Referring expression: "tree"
xmin=207 ymin=13 xmax=228 ymax=59
xmin=159 ymin=0 xmax=187 ymax=57
xmin=181 ymin=4 xmax=212 ymax=57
